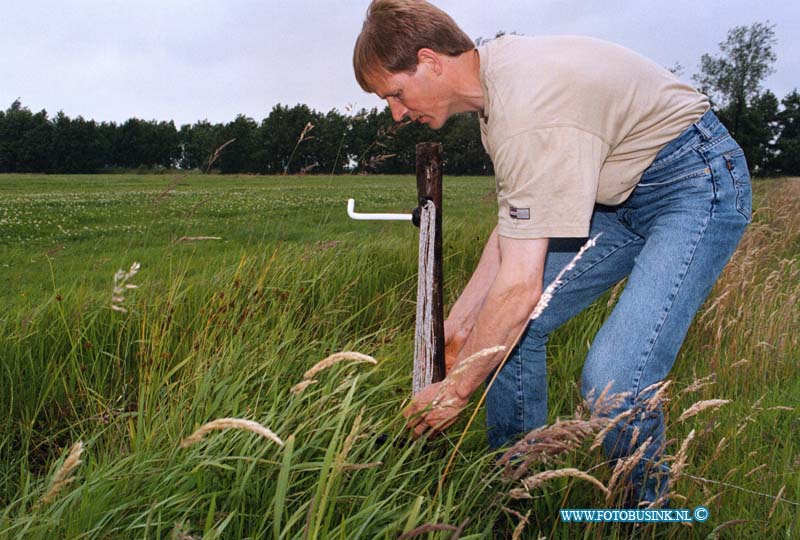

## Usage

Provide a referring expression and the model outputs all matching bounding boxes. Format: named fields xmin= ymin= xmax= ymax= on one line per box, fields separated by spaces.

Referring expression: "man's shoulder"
xmin=486 ymin=36 xmax=658 ymax=93
xmin=483 ymin=34 xmax=628 ymax=61
xmin=480 ymin=35 xmax=625 ymax=136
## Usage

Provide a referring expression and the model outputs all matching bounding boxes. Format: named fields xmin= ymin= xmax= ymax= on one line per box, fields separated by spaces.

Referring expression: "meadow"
xmin=0 ymin=173 xmax=798 ymax=539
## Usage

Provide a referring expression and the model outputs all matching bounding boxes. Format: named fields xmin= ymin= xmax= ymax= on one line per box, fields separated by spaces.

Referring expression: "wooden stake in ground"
xmin=413 ymin=142 xmax=445 ymax=394
xmin=344 ymin=143 xmax=445 ymax=395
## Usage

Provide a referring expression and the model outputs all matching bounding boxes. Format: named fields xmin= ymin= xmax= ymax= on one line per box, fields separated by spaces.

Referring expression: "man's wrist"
xmin=445 ymin=317 xmax=472 ymax=342
xmin=448 ymin=369 xmax=477 ymax=402
xmin=445 ymin=316 xmax=464 ymax=331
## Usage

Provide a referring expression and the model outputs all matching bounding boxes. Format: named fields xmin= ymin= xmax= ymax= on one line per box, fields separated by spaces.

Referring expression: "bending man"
xmin=352 ymin=0 xmax=750 ymax=505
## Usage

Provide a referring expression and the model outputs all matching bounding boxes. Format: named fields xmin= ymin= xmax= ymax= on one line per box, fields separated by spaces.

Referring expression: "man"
xmin=353 ymin=0 xmax=751 ymax=505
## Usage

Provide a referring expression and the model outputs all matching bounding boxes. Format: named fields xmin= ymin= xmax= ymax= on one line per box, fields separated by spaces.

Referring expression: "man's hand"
xmin=403 ymin=380 xmax=468 ymax=439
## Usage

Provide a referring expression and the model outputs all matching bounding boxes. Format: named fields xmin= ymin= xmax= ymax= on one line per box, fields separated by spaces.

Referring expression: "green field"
xmin=1 ymin=173 xmax=798 ymax=539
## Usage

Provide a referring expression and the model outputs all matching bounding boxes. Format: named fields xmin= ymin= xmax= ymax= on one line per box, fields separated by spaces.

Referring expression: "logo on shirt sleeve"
xmin=509 ymin=207 xmax=531 ymax=220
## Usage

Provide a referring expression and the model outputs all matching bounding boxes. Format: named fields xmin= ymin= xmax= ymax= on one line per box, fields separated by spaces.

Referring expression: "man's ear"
xmin=417 ymin=48 xmax=443 ymax=75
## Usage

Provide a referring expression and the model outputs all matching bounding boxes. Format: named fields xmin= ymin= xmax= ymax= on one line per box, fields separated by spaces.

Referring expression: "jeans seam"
xmin=705 ymin=152 xmax=720 ymax=217
xmin=722 ymin=154 xmax=752 ymax=222
xmin=628 ymin=203 xmax=713 ymax=398
xmin=515 ymin=349 xmax=524 ymax=427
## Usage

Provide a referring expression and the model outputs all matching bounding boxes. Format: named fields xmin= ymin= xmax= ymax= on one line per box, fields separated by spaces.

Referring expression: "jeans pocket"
xmin=636 ymin=164 xmax=711 ymax=189
xmin=722 ymin=151 xmax=752 ymax=222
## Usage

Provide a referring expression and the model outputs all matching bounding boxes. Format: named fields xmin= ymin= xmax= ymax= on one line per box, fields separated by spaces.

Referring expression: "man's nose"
xmin=388 ymin=100 xmax=408 ymax=122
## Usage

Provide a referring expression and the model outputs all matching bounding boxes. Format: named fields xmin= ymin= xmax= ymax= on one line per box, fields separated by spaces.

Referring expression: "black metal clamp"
xmin=411 ymin=196 xmax=433 ymax=228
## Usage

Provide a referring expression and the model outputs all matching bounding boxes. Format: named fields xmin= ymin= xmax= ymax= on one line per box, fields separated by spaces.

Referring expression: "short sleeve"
xmin=493 ymin=126 xmax=610 ymax=239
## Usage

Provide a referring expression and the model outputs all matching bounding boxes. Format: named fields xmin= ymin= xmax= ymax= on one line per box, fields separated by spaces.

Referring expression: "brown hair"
xmin=353 ymin=0 xmax=475 ymax=92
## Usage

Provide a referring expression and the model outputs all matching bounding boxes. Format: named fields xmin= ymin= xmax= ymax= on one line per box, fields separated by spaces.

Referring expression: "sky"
xmin=3 ymin=0 xmax=798 ymax=126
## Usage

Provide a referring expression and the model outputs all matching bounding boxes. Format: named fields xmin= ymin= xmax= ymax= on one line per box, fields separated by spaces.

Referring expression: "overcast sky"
xmin=3 ymin=0 xmax=798 ymax=126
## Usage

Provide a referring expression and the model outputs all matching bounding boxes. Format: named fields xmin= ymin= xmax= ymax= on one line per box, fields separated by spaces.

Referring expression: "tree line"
xmin=0 ymin=100 xmax=490 ymax=176
xmin=0 ymin=22 xmax=797 ymax=176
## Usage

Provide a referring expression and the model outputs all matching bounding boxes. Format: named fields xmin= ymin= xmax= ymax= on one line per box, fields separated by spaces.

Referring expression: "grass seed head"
xmin=728 ymin=359 xmax=750 ymax=369
xmin=290 ymin=379 xmax=318 ymax=395
xmin=180 ymin=418 xmax=283 ymax=448
xmin=448 ymin=345 xmax=506 ymax=379
xmin=41 ymin=441 xmax=84 ymax=504
xmin=111 ymin=261 xmax=140 ymax=313
xmin=642 ymin=380 xmax=672 ymax=412
xmin=591 ymin=408 xmax=634 ymax=451
xmin=681 ymin=373 xmax=717 ymax=395
xmin=520 ymin=467 xmax=609 ymax=496
xmin=511 ymin=510 xmax=531 ymax=540
xmin=303 ymin=351 xmax=377 ymax=380
xmin=768 ymin=484 xmax=787 ymax=519
xmin=671 ymin=429 xmax=696 ymax=479
xmin=531 ymin=235 xmax=598 ymax=320
xmin=678 ymin=399 xmax=731 ymax=422
xmin=606 ymin=437 xmax=653 ymax=502
xmin=500 ymin=418 xmax=609 ymax=480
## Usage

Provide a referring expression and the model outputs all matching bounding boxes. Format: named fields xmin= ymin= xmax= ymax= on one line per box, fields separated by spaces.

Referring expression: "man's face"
xmin=370 ymin=61 xmax=450 ymax=130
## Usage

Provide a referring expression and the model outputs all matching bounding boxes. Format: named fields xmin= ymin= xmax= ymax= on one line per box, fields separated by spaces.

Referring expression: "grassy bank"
xmin=0 ymin=174 xmax=797 ymax=539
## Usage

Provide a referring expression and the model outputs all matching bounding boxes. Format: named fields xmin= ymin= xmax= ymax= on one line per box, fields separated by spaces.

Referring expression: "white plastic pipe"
xmin=347 ymin=198 xmax=412 ymax=221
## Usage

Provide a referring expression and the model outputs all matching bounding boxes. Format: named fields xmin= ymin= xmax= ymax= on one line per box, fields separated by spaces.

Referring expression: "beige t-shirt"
xmin=477 ymin=35 xmax=710 ymax=239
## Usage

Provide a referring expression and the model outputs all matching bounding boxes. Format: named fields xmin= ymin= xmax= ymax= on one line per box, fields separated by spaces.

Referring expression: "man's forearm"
xmin=446 ymin=225 xmax=501 ymax=332
xmin=403 ymin=235 xmax=548 ymax=439
xmin=449 ymin=273 xmax=541 ymax=401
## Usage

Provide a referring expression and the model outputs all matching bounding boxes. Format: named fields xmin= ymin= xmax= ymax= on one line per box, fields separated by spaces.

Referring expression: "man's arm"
xmin=447 ymin=225 xmax=501 ymax=332
xmin=444 ymin=225 xmax=501 ymax=369
xmin=405 ymin=235 xmax=548 ymax=438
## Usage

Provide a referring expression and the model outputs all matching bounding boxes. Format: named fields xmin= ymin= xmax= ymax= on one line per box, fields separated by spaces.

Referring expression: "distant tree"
xmin=692 ymin=22 xmax=777 ymax=136
xmin=348 ymin=105 xmax=436 ymax=174
xmin=440 ymin=113 xmax=493 ymax=175
xmin=50 ymin=112 xmax=106 ymax=173
xmin=154 ymin=120 xmax=181 ymax=168
xmin=775 ymin=89 xmax=800 ymax=175
xmin=112 ymin=118 xmax=179 ymax=169
xmin=96 ymin=121 xmax=119 ymax=169
xmin=381 ymin=111 xmax=435 ymax=173
xmin=346 ymin=107 xmax=389 ymax=173
xmin=178 ymin=120 xmax=225 ymax=171
xmin=258 ymin=104 xmax=317 ymax=174
xmin=727 ymin=90 xmax=780 ymax=175
xmin=475 ymin=30 xmax=520 ymax=47
xmin=21 ymin=110 xmax=53 ymax=173
xmin=0 ymin=100 xmax=52 ymax=173
xmin=0 ymin=108 xmax=5 ymax=172
xmin=310 ymin=109 xmax=351 ymax=174
xmin=344 ymin=107 xmax=493 ymax=175
xmin=217 ymin=115 xmax=258 ymax=174
xmin=666 ymin=62 xmax=685 ymax=77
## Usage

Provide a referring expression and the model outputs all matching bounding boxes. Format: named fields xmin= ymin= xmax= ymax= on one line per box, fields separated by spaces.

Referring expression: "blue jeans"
xmin=485 ymin=110 xmax=751 ymax=504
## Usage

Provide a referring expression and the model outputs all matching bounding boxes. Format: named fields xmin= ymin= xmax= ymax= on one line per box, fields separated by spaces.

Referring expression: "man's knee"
xmin=580 ymin=368 xmax=629 ymax=412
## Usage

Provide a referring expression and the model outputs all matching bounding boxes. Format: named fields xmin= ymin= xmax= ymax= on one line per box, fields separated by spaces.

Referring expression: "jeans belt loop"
xmin=693 ymin=114 xmax=713 ymax=142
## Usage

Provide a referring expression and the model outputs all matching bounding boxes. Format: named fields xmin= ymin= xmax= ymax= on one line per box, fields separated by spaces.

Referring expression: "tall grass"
xmin=0 ymin=176 xmax=798 ymax=539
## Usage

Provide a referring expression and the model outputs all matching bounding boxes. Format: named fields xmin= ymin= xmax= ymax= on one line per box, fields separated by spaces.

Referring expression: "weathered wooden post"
xmin=345 ymin=142 xmax=445 ymax=396
xmin=412 ymin=142 xmax=446 ymax=394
